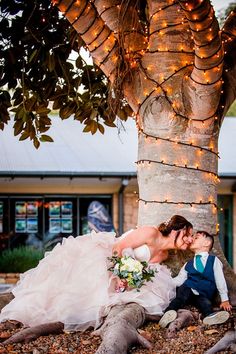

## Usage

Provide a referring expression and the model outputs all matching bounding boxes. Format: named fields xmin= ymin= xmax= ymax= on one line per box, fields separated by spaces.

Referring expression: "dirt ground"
xmin=0 ymin=310 xmax=235 ymax=354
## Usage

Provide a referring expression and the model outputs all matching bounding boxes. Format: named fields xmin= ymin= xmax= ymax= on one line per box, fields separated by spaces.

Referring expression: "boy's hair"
xmin=197 ymin=230 xmax=214 ymax=251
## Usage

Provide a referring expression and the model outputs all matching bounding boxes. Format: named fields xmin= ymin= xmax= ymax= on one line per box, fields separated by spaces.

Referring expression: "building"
xmin=0 ymin=117 xmax=235 ymax=270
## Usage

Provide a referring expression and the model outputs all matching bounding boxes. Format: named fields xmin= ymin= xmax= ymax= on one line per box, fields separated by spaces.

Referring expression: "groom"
xmin=159 ymin=231 xmax=232 ymax=327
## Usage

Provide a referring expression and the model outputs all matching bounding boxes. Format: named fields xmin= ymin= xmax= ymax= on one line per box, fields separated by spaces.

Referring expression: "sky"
xmin=211 ymin=0 xmax=233 ymax=13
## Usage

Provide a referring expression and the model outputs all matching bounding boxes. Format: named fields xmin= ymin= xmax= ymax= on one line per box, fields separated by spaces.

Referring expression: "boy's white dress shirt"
xmin=173 ymin=252 xmax=229 ymax=302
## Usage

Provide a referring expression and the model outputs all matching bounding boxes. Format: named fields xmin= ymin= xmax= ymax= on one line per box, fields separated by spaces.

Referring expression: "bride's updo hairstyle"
xmin=159 ymin=215 xmax=192 ymax=237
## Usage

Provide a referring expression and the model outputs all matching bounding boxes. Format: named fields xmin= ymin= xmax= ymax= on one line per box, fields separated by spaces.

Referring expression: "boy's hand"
xmin=220 ymin=301 xmax=232 ymax=311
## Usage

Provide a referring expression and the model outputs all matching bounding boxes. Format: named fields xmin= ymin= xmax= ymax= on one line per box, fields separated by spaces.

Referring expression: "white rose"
xmin=120 ymin=257 xmax=143 ymax=273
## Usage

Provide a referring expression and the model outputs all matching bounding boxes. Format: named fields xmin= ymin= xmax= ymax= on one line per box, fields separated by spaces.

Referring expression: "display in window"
xmin=61 ymin=218 xmax=72 ymax=233
xmin=87 ymin=200 xmax=114 ymax=232
xmin=27 ymin=202 xmax=38 ymax=216
xmin=15 ymin=202 xmax=27 ymax=216
xmin=27 ymin=218 xmax=38 ymax=233
xmin=49 ymin=218 xmax=61 ymax=233
xmin=61 ymin=201 xmax=73 ymax=216
xmin=0 ymin=202 xmax=3 ymax=216
xmin=15 ymin=218 xmax=27 ymax=233
xmin=49 ymin=202 xmax=60 ymax=217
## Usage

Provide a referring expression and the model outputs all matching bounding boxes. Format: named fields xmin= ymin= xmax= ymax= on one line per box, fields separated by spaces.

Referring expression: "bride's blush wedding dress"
xmin=0 ymin=231 xmax=176 ymax=332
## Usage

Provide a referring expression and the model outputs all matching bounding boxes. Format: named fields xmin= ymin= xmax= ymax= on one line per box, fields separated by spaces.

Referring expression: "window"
xmin=9 ymin=197 xmax=43 ymax=249
xmin=0 ymin=195 xmax=113 ymax=251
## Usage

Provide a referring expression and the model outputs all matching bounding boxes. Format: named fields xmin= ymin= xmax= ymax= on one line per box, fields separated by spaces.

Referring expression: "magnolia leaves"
xmin=0 ymin=0 xmax=133 ymax=148
xmin=0 ymin=0 xmax=132 ymax=148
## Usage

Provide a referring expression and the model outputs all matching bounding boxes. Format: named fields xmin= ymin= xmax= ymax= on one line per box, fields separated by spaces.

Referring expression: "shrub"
xmin=0 ymin=246 xmax=44 ymax=273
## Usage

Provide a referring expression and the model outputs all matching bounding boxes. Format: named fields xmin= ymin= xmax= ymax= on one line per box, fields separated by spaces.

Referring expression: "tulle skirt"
xmin=0 ymin=231 xmax=176 ymax=331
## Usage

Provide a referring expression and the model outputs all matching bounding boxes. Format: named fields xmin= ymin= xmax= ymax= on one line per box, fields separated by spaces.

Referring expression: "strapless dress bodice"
xmin=133 ymin=244 xmax=151 ymax=262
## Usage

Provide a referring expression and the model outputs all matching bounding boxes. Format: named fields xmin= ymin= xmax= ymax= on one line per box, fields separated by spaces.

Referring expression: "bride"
xmin=0 ymin=215 xmax=193 ymax=332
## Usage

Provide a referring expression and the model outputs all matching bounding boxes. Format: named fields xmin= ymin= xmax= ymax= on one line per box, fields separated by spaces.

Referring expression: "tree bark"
xmin=0 ymin=293 xmax=14 ymax=312
xmin=205 ymin=330 xmax=236 ymax=354
xmin=2 ymin=322 xmax=64 ymax=345
xmin=93 ymin=303 xmax=151 ymax=354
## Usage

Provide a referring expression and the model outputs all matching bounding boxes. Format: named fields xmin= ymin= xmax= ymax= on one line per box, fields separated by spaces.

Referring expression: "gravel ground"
xmin=0 ymin=311 xmax=235 ymax=354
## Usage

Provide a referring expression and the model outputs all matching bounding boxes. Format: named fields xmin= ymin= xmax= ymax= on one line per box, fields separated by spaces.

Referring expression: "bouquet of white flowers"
xmin=108 ymin=254 xmax=157 ymax=291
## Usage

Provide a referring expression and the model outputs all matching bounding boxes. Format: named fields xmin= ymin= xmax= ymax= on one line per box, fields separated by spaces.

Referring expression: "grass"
xmin=226 ymin=99 xmax=236 ymax=117
xmin=0 ymin=246 xmax=44 ymax=273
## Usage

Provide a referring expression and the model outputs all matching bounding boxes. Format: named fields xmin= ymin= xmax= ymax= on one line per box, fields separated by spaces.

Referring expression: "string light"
xmin=138 ymin=198 xmax=219 ymax=209
xmin=55 ymin=0 xmax=230 ymax=217
xmin=136 ymin=159 xmax=219 ymax=179
xmin=137 ymin=61 xmax=222 ymax=124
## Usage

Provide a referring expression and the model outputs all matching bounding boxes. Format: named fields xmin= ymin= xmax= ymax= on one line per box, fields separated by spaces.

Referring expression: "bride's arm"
xmin=112 ymin=226 xmax=157 ymax=256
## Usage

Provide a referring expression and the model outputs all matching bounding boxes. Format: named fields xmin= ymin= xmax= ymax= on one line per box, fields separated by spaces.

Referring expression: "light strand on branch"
xmin=70 ymin=1 xmax=88 ymax=25
xmin=136 ymin=60 xmax=221 ymax=124
xmin=194 ymin=57 xmax=224 ymax=70
xmin=149 ymin=1 xmax=178 ymax=21
xmin=136 ymin=159 xmax=219 ymax=179
xmin=150 ymin=21 xmax=189 ymax=36
xmin=185 ymin=5 xmax=212 ymax=23
xmin=196 ymin=32 xmax=220 ymax=48
xmin=188 ymin=75 xmax=222 ymax=86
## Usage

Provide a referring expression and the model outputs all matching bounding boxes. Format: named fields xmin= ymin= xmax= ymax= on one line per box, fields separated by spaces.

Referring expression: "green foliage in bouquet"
xmin=0 ymin=246 xmax=44 ymax=273
xmin=108 ymin=255 xmax=157 ymax=290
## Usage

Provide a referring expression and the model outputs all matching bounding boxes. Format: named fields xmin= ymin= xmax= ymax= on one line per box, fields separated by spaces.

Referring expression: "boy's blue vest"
xmin=184 ymin=255 xmax=217 ymax=299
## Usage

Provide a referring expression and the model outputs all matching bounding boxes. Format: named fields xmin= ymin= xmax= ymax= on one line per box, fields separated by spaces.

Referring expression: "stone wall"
xmin=123 ymin=192 xmax=138 ymax=232
xmin=0 ymin=273 xmax=19 ymax=284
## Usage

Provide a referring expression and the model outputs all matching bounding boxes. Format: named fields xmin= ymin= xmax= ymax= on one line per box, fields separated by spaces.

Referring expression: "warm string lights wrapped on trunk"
xmin=52 ymin=0 xmax=236 ymax=224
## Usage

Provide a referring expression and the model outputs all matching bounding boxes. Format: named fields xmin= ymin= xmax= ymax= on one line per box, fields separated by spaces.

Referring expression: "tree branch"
xmin=221 ymin=8 xmax=236 ymax=116
xmin=147 ymin=0 xmax=194 ymax=56
xmin=94 ymin=0 xmax=148 ymax=54
xmin=178 ymin=0 xmax=223 ymax=84
xmin=178 ymin=0 xmax=223 ymax=120
xmin=53 ymin=0 xmax=119 ymax=79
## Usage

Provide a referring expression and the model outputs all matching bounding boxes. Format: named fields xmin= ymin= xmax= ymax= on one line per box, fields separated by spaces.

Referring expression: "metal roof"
xmin=0 ymin=116 xmax=235 ymax=176
xmin=218 ymin=117 xmax=236 ymax=176
xmin=0 ymin=117 xmax=137 ymax=176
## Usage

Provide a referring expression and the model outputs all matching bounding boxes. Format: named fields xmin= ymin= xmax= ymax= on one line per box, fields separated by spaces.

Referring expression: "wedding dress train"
xmin=0 ymin=231 xmax=176 ymax=331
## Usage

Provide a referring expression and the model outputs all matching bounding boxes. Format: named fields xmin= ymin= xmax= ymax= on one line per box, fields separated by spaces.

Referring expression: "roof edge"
xmin=0 ymin=171 xmax=137 ymax=178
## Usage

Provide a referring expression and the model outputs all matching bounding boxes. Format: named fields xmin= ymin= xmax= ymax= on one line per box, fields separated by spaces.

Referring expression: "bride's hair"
xmin=159 ymin=215 xmax=192 ymax=237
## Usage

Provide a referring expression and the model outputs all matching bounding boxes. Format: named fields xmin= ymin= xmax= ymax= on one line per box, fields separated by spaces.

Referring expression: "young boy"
xmin=159 ymin=231 xmax=232 ymax=327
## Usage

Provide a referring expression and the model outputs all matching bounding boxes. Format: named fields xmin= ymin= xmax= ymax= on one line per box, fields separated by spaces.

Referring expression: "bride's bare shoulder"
xmin=137 ymin=225 xmax=159 ymax=234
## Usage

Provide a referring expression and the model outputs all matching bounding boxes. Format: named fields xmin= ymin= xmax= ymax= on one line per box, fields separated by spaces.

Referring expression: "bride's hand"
xmin=115 ymin=278 xmax=128 ymax=292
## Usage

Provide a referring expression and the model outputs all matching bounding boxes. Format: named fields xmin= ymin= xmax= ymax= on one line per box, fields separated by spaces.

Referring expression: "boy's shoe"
xmin=203 ymin=311 xmax=229 ymax=326
xmin=159 ymin=310 xmax=177 ymax=328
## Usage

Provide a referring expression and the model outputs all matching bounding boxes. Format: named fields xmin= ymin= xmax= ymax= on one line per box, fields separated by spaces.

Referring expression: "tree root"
xmin=94 ymin=303 xmax=151 ymax=354
xmin=166 ymin=309 xmax=198 ymax=338
xmin=205 ymin=330 xmax=236 ymax=354
xmin=0 ymin=320 xmax=22 ymax=332
xmin=2 ymin=322 xmax=64 ymax=344
xmin=0 ymin=293 xmax=14 ymax=312
xmin=1 ymin=303 xmax=149 ymax=353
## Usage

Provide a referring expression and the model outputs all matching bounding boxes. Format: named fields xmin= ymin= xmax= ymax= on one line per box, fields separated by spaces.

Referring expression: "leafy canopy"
xmin=0 ymin=0 xmax=132 ymax=148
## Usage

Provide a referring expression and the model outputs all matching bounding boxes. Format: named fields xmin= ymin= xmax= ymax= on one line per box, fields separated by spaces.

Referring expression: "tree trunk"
xmin=136 ymin=103 xmax=236 ymax=302
xmin=54 ymin=0 xmax=236 ymax=303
